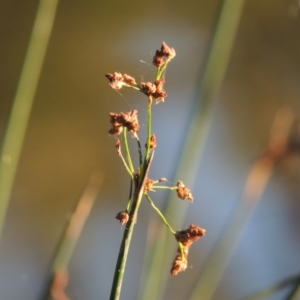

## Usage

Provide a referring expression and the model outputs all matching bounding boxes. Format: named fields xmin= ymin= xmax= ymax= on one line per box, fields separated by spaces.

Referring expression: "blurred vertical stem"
xmin=188 ymin=107 xmax=294 ymax=300
xmin=139 ymin=0 xmax=245 ymax=299
xmin=45 ymin=173 xmax=103 ymax=300
xmin=0 ymin=0 xmax=59 ymax=242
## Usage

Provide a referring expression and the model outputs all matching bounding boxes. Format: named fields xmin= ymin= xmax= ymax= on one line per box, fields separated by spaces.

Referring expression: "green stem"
xmin=151 ymin=186 xmax=177 ymax=190
xmin=109 ymin=152 xmax=154 ymax=300
xmin=0 ymin=0 xmax=59 ymax=242
xmin=118 ymin=149 xmax=134 ymax=180
xmin=143 ymin=97 xmax=152 ymax=164
xmin=144 ymin=194 xmax=175 ymax=234
xmin=125 ymin=179 xmax=133 ymax=212
xmin=156 ymin=59 xmax=171 ymax=80
xmin=123 ymin=129 xmax=135 ymax=174
xmin=133 ymin=133 xmax=143 ymax=167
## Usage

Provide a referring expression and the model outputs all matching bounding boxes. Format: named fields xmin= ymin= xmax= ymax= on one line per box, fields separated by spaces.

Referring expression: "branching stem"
xmin=109 ymin=152 xmax=154 ymax=300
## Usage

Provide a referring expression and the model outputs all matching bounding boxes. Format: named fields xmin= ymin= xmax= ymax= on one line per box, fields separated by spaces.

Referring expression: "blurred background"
xmin=0 ymin=0 xmax=300 ymax=299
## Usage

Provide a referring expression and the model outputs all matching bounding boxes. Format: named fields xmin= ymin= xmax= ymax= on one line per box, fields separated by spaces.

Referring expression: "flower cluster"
xmin=105 ymin=42 xmax=176 ymax=103
xmin=143 ymin=177 xmax=167 ymax=193
xmin=105 ymin=72 xmax=136 ymax=90
xmin=140 ymin=79 xmax=167 ymax=102
xmin=109 ymin=110 xmax=139 ymax=135
xmin=152 ymin=41 xmax=176 ymax=67
xmin=176 ymin=180 xmax=194 ymax=202
xmin=116 ymin=211 xmax=129 ymax=225
xmin=171 ymin=225 xmax=206 ymax=275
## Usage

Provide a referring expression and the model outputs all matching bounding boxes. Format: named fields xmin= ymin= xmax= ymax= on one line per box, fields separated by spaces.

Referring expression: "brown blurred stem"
xmin=109 ymin=152 xmax=154 ymax=300
xmin=44 ymin=172 xmax=103 ymax=300
xmin=188 ymin=107 xmax=294 ymax=300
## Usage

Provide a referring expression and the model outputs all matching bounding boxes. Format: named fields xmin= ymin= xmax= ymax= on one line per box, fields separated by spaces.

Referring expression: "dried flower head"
xmin=105 ymin=72 xmax=125 ymax=90
xmin=141 ymin=80 xmax=167 ymax=102
xmin=170 ymin=254 xmax=187 ymax=275
xmin=160 ymin=41 xmax=176 ymax=59
xmin=152 ymin=42 xmax=176 ymax=67
xmin=109 ymin=110 xmax=140 ymax=135
xmin=176 ymin=181 xmax=193 ymax=202
xmin=175 ymin=225 xmax=206 ymax=247
xmin=152 ymin=50 xmax=164 ymax=67
xmin=145 ymin=134 xmax=157 ymax=150
xmin=123 ymin=74 xmax=136 ymax=85
xmin=105 ymin=72 xmax=137 ymax=90
xmin=171 ymin=225 xmax=206 ymax=275
xmin=144 ymin=179 xmax=155 ymax=192
xmin=158 ymin=178 xmax=167 ymax=182
xmin=115 ymin=139 xmax=121 ymax=155
xmin=116 ymin=211 xmax=129 ymax=226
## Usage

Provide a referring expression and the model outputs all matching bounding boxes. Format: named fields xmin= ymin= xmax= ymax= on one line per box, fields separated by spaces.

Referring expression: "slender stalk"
xmin=143 ymin=97 xmax=152 ymax=163
xmin=123 ymin=129 xmax=135 ymax=174
xmin=0 ymin=0 xmax=59 ymax=243
xmin=151 ymin=186 xmax=177 ymax=190
xmin=133 ymin=133 xmax=143 ymax=167
xmin=125 ymin=179 xmax=134 ymax=212
xmin=109 ymin=152 xmax=154 ymax=300
xmin=118 ymin=151 xmax=134 ymax=180
xmin=144 ymin=194 xmax=175 ymax=234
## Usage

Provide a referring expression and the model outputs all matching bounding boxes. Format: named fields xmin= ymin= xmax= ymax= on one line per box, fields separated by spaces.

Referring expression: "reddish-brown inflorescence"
xmin=145 ymin=134 xmax=157 ymax=150
xmin=144 ymin=179 xmax=155 ymax=193
xmin=116 ymin=211 xmax=129 ymax=226
xmin=105 ymin=72 xmax=137 ymax=90
xmin=171 ymin=225 xmax=206 ymax=275
xmin=176 ymin=181 xmax=194 ymax=202
xmin=109 ymin=110 xmax=139 ymax=135
xmin=152 ymin=41 xmax=176 ymax=67
xmin=140 ymin=80 xmax=167 ymax=102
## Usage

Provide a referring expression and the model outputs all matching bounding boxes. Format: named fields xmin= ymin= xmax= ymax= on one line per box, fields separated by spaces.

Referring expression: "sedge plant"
xmin=105 ymin=42 xmax=206 ymax=300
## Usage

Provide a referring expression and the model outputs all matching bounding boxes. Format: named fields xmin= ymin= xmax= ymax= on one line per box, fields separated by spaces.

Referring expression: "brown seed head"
xmin=144 ymin=179 xmax=155 ymax=192
xmin=141 ymin=82 xmax=157 ymax=95
xmin=152 ymin=50 xmax=164 ymax=67
xmin=123 ymin=74 xmax=136 ymax=85
xmin=146 ymin=134 xmax=157 ymax=150
xmin=170 ymin=254 xmax=187 ymax=275
xmin=176 ymin=181 xmax=193 ymax=202
xmin=161 ymin=42 xmax=176 ymax=59
xmin=115 ymin=211 xmax=129 ymax=226
xmin=175 ymin=225 xmax=206 ymax=247
xmin=158 ymin=178 xmax=167 ymax=182
xmin=105 ymin=72 xmax=125 ymax=90
xmin=108 ymin=110 xmax=139 ymax=135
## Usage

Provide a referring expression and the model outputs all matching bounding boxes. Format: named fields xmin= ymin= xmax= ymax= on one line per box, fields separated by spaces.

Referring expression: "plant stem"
xmin=133 ymin=133 xmax=143 ymax=167
xmin=123 ymin=129 xmax=135 ymax=174
xmin=144 ymin=194 xmax=175 ymax=234
xmin=0 ymin=0 xmax=59 ymax=243
xmin=143 ymin=97 xmax=152 ymax=163
xmin=109 ymin=152 xmax=154 ymax=300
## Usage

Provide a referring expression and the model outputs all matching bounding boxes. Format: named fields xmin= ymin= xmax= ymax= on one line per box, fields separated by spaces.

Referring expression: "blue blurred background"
xmin=0 ymin=1 xmax=300 ymax=299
